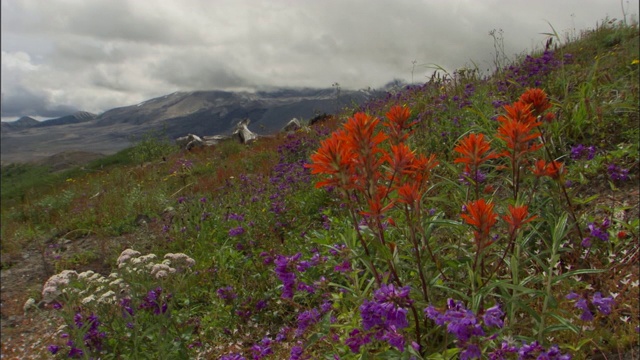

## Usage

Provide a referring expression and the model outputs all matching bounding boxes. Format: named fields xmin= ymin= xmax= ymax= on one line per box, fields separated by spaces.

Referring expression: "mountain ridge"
xmin=0 ymin=87 xmax=379 ymax=164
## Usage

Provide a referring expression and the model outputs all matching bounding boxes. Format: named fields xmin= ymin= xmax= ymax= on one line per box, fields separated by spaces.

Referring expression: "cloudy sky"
xmin=1 ymin=0 xmax=637 ymax=121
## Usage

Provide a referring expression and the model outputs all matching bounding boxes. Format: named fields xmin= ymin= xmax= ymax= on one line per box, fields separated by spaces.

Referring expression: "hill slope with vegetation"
xmin=1 ymin=19 xmax=638 ymax=359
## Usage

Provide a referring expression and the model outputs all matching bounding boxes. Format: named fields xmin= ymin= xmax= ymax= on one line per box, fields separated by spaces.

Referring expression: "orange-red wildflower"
xmin=530 ymin=159 xmax=565 ymax=179
xmin=461 ymin=198 xmax=498 ymax=242
xmin=501 ymin=101 xmax=539 ymax=127
xmin=384 ymin=105 xmax=416 ymax=144
xmin=502 ymin=204 xmax=537 ymax=233
xmin=305 ymin=130 xmax=355 ymax=188
xmin=454 ymin=133 xmax=498 ymax=168
xmin=340 ymin=112 xmax=388 ymax=156
xmin=518 ymin=88 xmax=552 ymax=118
xmin=410 ymin=153 xmax=439 ymax=184
xmin=387 ymin=143 xmax=416 ymax=179
xmin=361 ymin=185 xmax=394 ymax=218
xmin=496 ymin=114 xmax=542 ymax=157
xmin=397 ymin=182 xmax=422 ymax=207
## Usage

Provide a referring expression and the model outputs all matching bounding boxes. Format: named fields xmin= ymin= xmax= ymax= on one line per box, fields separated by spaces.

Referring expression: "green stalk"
xmin=538 ymin=213 xmax=568 ymax=342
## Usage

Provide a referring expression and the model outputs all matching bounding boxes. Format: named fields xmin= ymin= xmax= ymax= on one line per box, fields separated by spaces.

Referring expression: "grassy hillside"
xmin=1 ymin=19 xmax=638 ymax=359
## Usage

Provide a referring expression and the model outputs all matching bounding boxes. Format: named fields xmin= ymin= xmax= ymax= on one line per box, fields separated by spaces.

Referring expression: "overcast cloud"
xmin=1 ymin=0 xmax=637 ymax=120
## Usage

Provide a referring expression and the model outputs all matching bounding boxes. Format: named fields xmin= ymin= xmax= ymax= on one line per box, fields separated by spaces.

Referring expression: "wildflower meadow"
xmin=1 ymin=19 xmax=639 ymax=359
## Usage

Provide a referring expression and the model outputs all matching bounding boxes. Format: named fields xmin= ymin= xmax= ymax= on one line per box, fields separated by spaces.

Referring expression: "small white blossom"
xmin=78 ymin=270 xmax=95 ymax=280
xmin=150 ymin=263 xmax=176 ymax=278
xmin=138 ymin=254 xmax=157 ymax=262
xmin=154 ymin=270 xmax=168 ymax=279
xmin=81 ymin=295 xmax=96 ymax=305
xmin=117 ymin=249 xmax=141 ymax=267
xmin=98 ymin=291 xmax=116 ymax=304
xmin=23 ymin=298 xmax=36 ymax=314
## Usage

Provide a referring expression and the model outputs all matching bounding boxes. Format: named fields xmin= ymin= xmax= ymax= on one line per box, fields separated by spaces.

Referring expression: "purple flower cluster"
xmin=459 ymin=169 xmax=487 ymax=185
xmin=274 ymin=252 xmax=324 ymax=299
xmin=346 ymin=284 xmax=413 ymax=353
xmin=581 ymin=217 xmax=610 ymax=247
xmin=566 ymin=292 xmax=614 ymax=321
xmin=295 ymin=308 xmax=321 ymax=337
xmin=169 ymin=158 xmax=194 ymax=175
xmin=607 ymin=163 xmax=630 ymax=182
xmin=251 ymin=337 xmax=273 ymax=360
xmin=496 ymin=50 xmax=566 ymax=93
xmin=217 ymin=286 xmax=238 ymax=304
xmin=139 ymin=287 xmax=171 ymax=315
xmin=275 ymin=253 xmax=303 ymax=299
xmin=487 ymin=341 xmax=570 ymax=360
xmin=228 ymin=226 xmax=246 ymax=237
xmin=425 ymin=299 xmax=503 ymax=359
xmin=49 ymin=312 xmax=106 ymax=358
xmin=570 ymin=144 xmax=596 ymax=160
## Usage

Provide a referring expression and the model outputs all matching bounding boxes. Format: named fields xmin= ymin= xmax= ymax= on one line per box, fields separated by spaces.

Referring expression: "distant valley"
xmin=1 ymin=88 xmax=378 ymax=165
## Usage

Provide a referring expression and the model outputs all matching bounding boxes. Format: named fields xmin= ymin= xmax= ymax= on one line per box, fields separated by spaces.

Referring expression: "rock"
xmin=176 ymin=134 xmax=204 ymax=150
xmin=232 ymin=118 xmax=258 ymax=144
xmin=282 ymin=118 xmax=301 ymax=132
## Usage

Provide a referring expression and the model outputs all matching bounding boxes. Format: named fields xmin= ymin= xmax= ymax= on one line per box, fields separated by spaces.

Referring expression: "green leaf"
xmin=547 ymin=313 xmax=580 ymax=334
xmin=552 ymin=268 xmax=605 ymax=283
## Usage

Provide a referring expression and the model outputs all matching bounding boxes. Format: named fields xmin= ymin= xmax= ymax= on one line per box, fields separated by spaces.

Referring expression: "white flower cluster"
xmin=118 ymin=249 xmax=195 ymax=279
xmin=42 ymin=270 xmax=79 ymax=302
xmin=41 ymin=268 xmax=124 ymax=305
xmin=163 ymin=252 xmax=196 ymax=272
xmin=40 ymin=249 xmax=197 ymax=306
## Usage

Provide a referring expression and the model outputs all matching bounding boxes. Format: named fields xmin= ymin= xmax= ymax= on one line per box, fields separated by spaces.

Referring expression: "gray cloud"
xmin=2 ymin=0 xmax=638 ymax=120
xmin=1 ymin=85 xmax=77 ymax=118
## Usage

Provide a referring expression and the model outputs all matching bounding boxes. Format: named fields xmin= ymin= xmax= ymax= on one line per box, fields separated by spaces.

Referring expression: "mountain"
xmin=0 ymin=116 xmax=39 ymax=132
xmin=33 ymin=111 xmax=97 ymax=128
xmin=0 ymin=88 xmax=378 ymax=165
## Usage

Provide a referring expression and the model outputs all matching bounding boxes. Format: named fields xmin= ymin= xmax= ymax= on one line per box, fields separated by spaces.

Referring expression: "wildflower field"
xmin=1 ymin=20 xmax=639 ymax=359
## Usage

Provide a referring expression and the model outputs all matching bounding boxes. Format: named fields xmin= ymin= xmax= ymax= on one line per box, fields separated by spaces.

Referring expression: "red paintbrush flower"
xmin=502 ymin=204 xmax=537 ymax=233
xmin=340 ymin=112 xmax=388 ymax=157
xmin=386 ymin=143 xmax=416 ymax=185
xmin=496 ymin=114 xmax=542 ymax=157
xmin=384 ymin=105 xmax=416 ymax=144
xmin=502 ymin=101 xmax=539 ymax=127
xmin=305 ymin=130 xmax=355 ymax=188
xmin=454 ymin=133 xmax=498 ymax=168
xmin=530 ymin=159 xmax=565 ymax=179
xmin=519 ymin=88 xmax=552 ymax=118
xmin=461 ymin=198 xmax=498 ymax=242
xmin=397 ymin=182 xmax=422 ymax=207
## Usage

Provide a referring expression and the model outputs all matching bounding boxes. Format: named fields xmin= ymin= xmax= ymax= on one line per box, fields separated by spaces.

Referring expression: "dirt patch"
xmin=0 ymin=224 xmax=162 ymax=359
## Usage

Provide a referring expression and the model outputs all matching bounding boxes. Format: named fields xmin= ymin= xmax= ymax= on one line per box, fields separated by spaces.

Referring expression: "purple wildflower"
xmin=251 ymin=337 xmax=273 ymax=360
xmin=290 ymin=345 xmax=304 ymax=360
xmin=345 ymin=328 xmax=372 ymax=353
xmin=607 ymin=163 xmax=630 ymax=181
xmin=217 ymin=286 xmax=238 ymax=303
xmin=296 ymin=308 xmax=321 ymax=337
xmin=461 ymin=343 xmax=482 ymax=360
xmin=587 ymin=218 xmax=610 ymax=242
xmin=483 ymin=304 xmax=504 ymax=328
xmin=48 ymin=345 xmax=60 ymax=354
xmin=591 ymin=292 xmax=614 ymax=315
xmin=228 ymin=226 xmax=245 ymax=237
xmin=334 ymin=260 xmax=352 ymax=273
